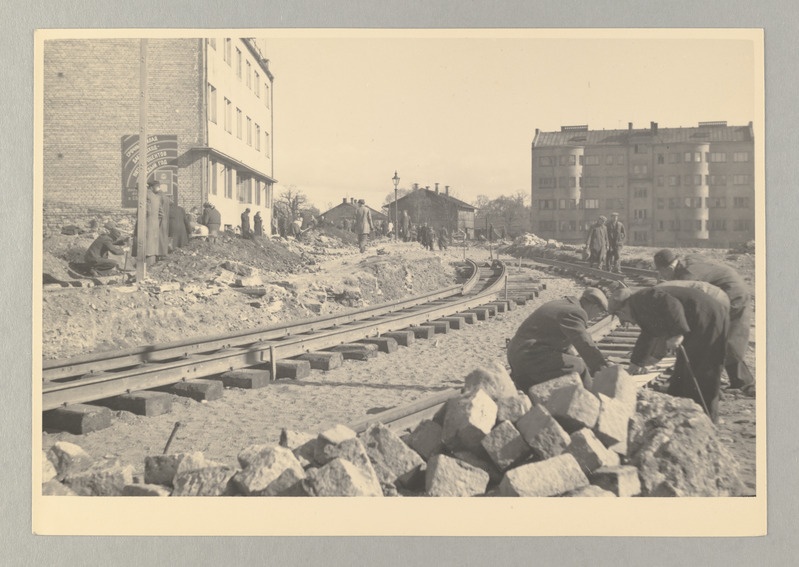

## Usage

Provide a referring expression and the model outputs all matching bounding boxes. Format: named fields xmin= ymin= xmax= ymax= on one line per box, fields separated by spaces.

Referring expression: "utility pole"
xmin=136 ymin=39 xmax=148 ymax=282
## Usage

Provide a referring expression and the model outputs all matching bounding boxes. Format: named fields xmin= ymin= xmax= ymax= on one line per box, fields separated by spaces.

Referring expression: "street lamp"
xmin=392 ymin=170 xmax=400 ymax=242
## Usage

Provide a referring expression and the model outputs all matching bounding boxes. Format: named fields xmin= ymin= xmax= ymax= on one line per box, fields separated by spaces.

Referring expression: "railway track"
xmin=42 ymin=258 xmax=514 ymax=412
xmin=519 ymin=255 xmax=659 ymax=287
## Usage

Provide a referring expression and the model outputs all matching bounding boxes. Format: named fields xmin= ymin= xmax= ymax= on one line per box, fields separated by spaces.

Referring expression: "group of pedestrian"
xmin=585 ymin=212 xmax=626 ymax=272
xmin=238 ymin=208 xmax=265 ymax=239
xmin=507 ymin=248 xmax=754 ymax=424
xmin=415 ymin=223 xmax=449 ymax=251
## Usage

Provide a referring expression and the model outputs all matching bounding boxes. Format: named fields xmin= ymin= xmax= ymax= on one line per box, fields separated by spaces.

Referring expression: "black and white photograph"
xmin=32 ymin=28 xmax=765 ymax=536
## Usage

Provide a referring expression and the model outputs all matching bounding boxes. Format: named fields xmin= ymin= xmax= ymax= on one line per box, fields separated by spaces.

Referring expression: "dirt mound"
xmin=627 ymin=389 xmax=746 ymax=496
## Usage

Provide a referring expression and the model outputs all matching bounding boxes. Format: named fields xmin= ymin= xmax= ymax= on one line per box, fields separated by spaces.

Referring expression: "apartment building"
xmin=42 ymin=37 xmax=275 ymax=232
xmin=530 ymin=122 xmax=755 ymax=247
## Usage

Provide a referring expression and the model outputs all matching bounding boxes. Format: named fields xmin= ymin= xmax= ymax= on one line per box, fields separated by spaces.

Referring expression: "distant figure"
xmin=202 ymin=202 xmax=221 ymax=244
xmin=387 ymin=220 xmax=394 ymax=237
xmin=400 ymin=210 xmax=411 ymax=242
xmin=343 ymin=218 xmax=352 ymax=232
xmin=158 ymin=189 xmax=171 ymax=258
xmin=254 ymin=211 xmax=263 ymax=237
xmin=291 ymin=216 xmax=303 ymax=239
xmin=437 ymin=226 xmax=449 ymax=251
xmin=354 ymin=198 xmax=373 ymax=253
xmin=585 ymin=216 xmax=609 ymax=269
xmin=131 ymin=179 xmax=163 ymax=266
xmin=168 ymin=199 xmax=189 ymax=249
xmin=605 ymin=212 xmax=626 ymax=273
xmin=241 ymin=208 xmax=252 ymax=239
xmin=187 ymin=207 xmax=209 ymax=239
xmin=84 ymin=223 xmax=125 ymax=274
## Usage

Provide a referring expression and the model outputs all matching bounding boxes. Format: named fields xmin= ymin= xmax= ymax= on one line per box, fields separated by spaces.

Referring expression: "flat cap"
xmin=581 ymin=287 xmax=608 ymax=311
xmin=653 ymin=249 xmax=677 ymax=268
xmin=607 ymin=287 xmax=633 ymax=314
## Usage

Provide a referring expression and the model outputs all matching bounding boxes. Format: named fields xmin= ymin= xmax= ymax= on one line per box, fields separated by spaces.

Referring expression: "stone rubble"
xmin=40 ymin=365 xmax=745 ymax=497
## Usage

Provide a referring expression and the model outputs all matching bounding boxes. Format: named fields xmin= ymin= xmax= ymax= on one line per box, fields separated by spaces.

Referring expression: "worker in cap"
xmin=507 ymin=287 xmax=610 ymax=392
xmin=605 ymin=212 xmax=626 ymax=273
xmin=355 ymin=198 xmax=373 ymax=253
xmin=652 ymin=249 xmax=754 ymax=395
xmin=84 ymin=222 xmax=126 ymax=274
xmin=585 ymin=216 xmax=609 ymax=269
xmin=607 ymin=283 xmax=730 ymax=422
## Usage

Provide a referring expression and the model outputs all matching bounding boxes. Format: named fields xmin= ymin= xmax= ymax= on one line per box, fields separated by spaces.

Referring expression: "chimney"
xmin=651 ymin=121 xmax=658 ymax=134
xmin=425 ymin=186 xmax=430 ymax=191
xmin=413 ymin=183 xmax=419 ymax=191
xmin=445 ymin=185 xmax=450 ymax=196
xmin=342 ymin=198 xmax=347 ymax=204
xmin=435 ymin=183 xmax=439 ymax=194
xmin=628 ymin=122 xmax=633 ymax=130
xmin=350 ymin=198 xmax=355 ymax=204
xmin=535 ymin=128 xmax=539 ymax=135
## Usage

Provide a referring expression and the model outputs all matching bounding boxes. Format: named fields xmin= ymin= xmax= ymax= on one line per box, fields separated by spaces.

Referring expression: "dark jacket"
xmin=507 ymin=296 xmax=606 ymax=374
xmin=85 ymin=234 xmax=123 ymax=264
xmin=241 ymin=211 xmax=251 ymax=235
xmin=606 ymin=220 xmax=626 ymax=249
xmin=586 ymin=224 xmax=609 ymax=252
xmin=673 ymin=255 xmax=750 ymax=312
xmin=203 ymin=207 xmax=221 ymax=227
xmin=168 ymin=204 xmax=189 ymax=248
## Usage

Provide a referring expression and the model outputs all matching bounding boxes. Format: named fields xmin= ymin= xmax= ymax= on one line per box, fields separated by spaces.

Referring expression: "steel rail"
xmin=522 ymin=255 xmax=659 ymax=282
xmin=44 ymin=259 xmax=483 ymax=381
xmin=42 ymin=261 xmax=507 ymax=410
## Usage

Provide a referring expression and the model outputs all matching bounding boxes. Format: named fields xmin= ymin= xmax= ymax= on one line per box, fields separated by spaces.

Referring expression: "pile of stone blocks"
xmin=42 ymin=364 xmax=738 ymax=497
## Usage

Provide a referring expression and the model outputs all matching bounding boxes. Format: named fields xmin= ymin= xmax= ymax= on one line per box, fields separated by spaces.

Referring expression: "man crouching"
xmin=507 ymin=288 xmax=609 ymax=392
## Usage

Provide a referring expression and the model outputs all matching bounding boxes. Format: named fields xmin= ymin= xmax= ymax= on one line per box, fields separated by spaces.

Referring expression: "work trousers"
xmin=507 ymin=341 xmax=591 ymax=393
xmin=358 ymin=233 xmax=369 ymax=253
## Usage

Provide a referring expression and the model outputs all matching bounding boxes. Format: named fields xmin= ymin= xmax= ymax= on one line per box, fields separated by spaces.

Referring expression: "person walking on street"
xmin=254 ymin=211 xmax=263 ymax=237
xmin=605 ymin=212 xmax=626 ymax=273
xmin=355 ymin=199 xmax=373 ymax=253
xmin=653 ymin=249 xmax=755 ymax=394
xmin=585 ymin=216 xmax=609 ymax=269
xmin=437 ymin=226 xmax=449 ymax=251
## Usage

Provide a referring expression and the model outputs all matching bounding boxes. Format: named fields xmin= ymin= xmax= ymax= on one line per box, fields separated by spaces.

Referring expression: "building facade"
xmin=386 ymin=185 xmax=476 ymax=238
xmin=322 ymin=198 xmax=388 ymax=229
xmin=530 ymin=122 xmax=755 ymax=247
xmin=43 ymin=37 xmax=275 ymax=232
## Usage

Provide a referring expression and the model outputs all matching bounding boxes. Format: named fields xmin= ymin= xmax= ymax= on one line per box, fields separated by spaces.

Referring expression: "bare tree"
xmin=277 ymin=185 xmax=309 ymax=221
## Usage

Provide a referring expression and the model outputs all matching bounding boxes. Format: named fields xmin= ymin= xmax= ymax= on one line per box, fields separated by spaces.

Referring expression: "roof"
xmin=393 ymin=189 xmax=475 ymax=211
xmin=321 ymin=201 xmax=387 ymax=219
xmin=533 ymin=123 xmax=753 ymax=148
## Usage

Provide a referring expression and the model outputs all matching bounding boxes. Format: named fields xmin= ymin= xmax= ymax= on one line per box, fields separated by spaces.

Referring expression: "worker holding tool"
xmin=608 ymin=285 xmax=729 ymax=422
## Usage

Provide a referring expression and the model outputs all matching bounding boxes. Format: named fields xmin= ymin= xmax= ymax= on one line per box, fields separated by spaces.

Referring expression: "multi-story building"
xmin=42 ymin=37 xmax=275 ymax=232
xmin=530 ymin=121 xmax=755 ymax=247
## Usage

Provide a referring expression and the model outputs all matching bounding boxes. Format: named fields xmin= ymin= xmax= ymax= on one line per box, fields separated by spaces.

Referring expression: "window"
xmin=236 ymin=108 xmax=242 ymax=139
xmin=634 ymin=144 xmax=648 ymax=154
xmin=668 ymin=198 xmax=680 ymax=209
xmin=265 ymin=132 xmax=270 ymax=157
xmin=669 ymin=219 xmax=680 ymax=230
xmin=539 ymin=156 xmax=555 ymax=167
xmin=733 ymin=219 xmax=752 ymax=231
xmin=208 ymin=38 xmax=216 ymax=50
xmin=683 ymin=174 xmax=702 ymax=186
xmin=607 ymin=198 xmax=624 ymax=210
xmin=558 ymin=154 xmax=576 ymax=166
xmin=606 ymin=155 xmax=615 ymax=165
xmin=246 ymin=116 xmax=252 ymax=146
xmin=707 ymin=219 xmax=727 ymax=231
xmin=668 ymin=175 xmax=680 ymax=187
xmin=632 ymin=164 xmax=648 ymax=175
xmin=683 ymin=197 xmax=702 ymax=208
xmin=254 ymin=72 xmax=260 ymax=97
xmin=254 ymin=180 xmax=261 ymax=206
xmin=633 ymin=232 xmax=648 ymax=243
xmin=236 ymin=48 xmax=242 ymax=79
xmin=559 ymin=220 xmax=577 ymax=232
xmin=657 ymin=154 xmax=665 ymax=164
xmin=224 ymin=98 xmax=232 ymax=133
xmin=669 ymin=152 xmax=680 ymax=163
xmin=207 ymin=84 xmax=217 ymax=124
xmin=708 ymin=152 xmax=727 ymax=162
xmin=617 ymin=155 xmax=625 ymax=165
xmin=539 ymin=221 xmax=557 ymax=232
xmin=633 ymin=188 xmax=648 ymax=198
xmin=734 ymin=174 xmax=751 ymax=185
xmin=657 ymin=220 xmax=665 ymax=231
xmin=583 ymin=199 xmax=600 ymax=209
xmin=538 ymin=177 xmax=556 ymax=188
xmin=255 ymin=124 xmax=261 ymax=150
xmin=582 ymin=177 xmax=600 ymax=188
xmin=538 ymin=199 xmax=557 ymax=210
xmin=223 ymin=165 xmax=233 ymax=199
xmin=224 ymin=39 xmax=232 ymax=64
xmin=265 ymin=83 xmax=270 ymax=108
xmin=559 ymin=198 xmax=577 ymax=209
xmin=246 ymin=60 xmax=252 ymax=88
xmin=634 ymin=209 xmax=648 ymax=220
xmin=585 ymin=155 xmax=600 ymax=166
xmin=578 ymin=156 xmax=584 ymax=165
xmin=685 ymin=151 xmax=701 ymax=162
xmin=707 ymin=175 xmax=727 ymax=186
xmin=656 ymin=198 xmax=665 ymax=209
xmin=734 ymin=197 xmax=751 ymax=208
xmin=656 ymin=175 xmax=664 ymax=187
xmin=733 ymin=151 xmax=749 ymax=162
xmin=706 ymin=197 xmax=726 ymax=208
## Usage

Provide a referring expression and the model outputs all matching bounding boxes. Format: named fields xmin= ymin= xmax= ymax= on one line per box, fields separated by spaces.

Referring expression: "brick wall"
xmin=43 ymin=38 xmax=204 ymax=220
xmin=43 ymin=201 xmax=136 ymax=236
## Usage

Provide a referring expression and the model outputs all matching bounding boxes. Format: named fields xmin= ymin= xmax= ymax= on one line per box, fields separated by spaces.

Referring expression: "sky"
xmin=261 ymin=31 xmax=758 ymax=212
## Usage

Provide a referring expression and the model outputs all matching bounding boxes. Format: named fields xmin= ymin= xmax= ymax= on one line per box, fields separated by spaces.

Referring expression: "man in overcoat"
xmin=585 ymin=216 xmax=609 ymax=269
xmin=605 ymin=212 xmax=626 ymax=273
xmin=354 ymin=199 xmax=373 ymax=253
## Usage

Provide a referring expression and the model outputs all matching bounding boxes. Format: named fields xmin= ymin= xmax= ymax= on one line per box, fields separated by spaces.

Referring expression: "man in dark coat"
xmin=609 ymin=285 xmax=729 ymax=422
xmin=354 ymin=199 xmax=373 ymax=253
xmin=437 ymin=226 xmax=449 ymax=251
xmin=202 ymin=203 xmax=221 ymax=244
xmin=400 ymin=210 xmax=411 ymax=241
xmin=507 ymin=288 xmax=609 ymax=392
xmin=241 ymin=208 xmax=252 ymax=238
xmin=84 ymin=224 xmax=125 ymax=273
xmin=168 ymin=200 xmax=189 ymax=249
xmin=654 ymin=249 xmax=754 ymax=393
xmin=254 ymin=212 xmax=263 ymax=237
xmin=585 ymin=216 xmax=609 ymax=269
xmin=158 ymin=190 xmax=171 ymax=258
xmin=605 ymin=212 xmax=626 ymax=273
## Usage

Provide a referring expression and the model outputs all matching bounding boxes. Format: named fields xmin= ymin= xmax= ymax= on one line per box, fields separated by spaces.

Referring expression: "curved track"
xmin=43 ymin=259 xmax=509 ymax=411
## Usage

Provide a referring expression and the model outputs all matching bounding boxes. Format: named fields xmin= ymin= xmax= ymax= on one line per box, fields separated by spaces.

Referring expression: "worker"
xmin=84 ymin=223 xmax=125 ymax=274
xmin=585 ymin=216 xmax=609 ymax=269
xmin=653 ymin=249 xmax=754 ymax=395
xmin=241 ymin=208 xmax=252 ymax=239
xmin=202 ymin=202 xmax=221 ymax=244
xmin=608 ymin=285 xmax=729 ymax=422
xmin=605 ymin=212 xmax=626 ymax=273
xmin=354 ymin=199 xmax=373 ymax=253
xmin=507 ymin=287 xmax=610 ymax=392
